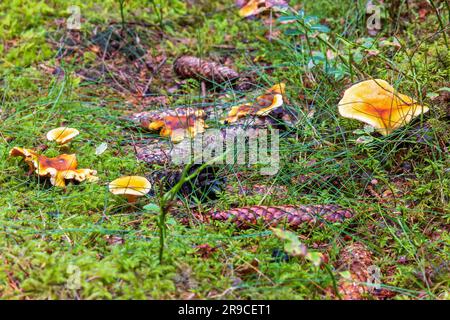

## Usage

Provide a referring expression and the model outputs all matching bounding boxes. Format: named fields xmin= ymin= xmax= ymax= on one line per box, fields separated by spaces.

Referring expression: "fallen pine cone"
xmin=331 ymin=243 xmax=375 ymax=300
xmin=174 ymin=56 xmax=239 ymax=83
xmin=147 ymin=165 xmax=226 ymax=201
xmin=225 ymin=184 xmax=288 ymax=198
xmin=210 ymin=204 xmax=353 ymax=229
xmin=134 ymin=139 xmax=171 ymax=165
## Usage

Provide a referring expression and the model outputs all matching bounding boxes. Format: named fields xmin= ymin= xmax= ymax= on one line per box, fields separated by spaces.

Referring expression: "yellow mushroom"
xmin=109 ymin=176 xmax=151 ymax=203
xmin=338 ymin=79 xmax=429 ymax=135
xmin=238 ymin=0 xmax=288 ymax=18
xmin=266 ymin=83 xmax=286 ymax=95
xmin=222 ymin=83 xmax=285 ymax=123
xmin=239 ymin=0 xmax=264 ymax=17
xmin=139 ymin=108 xmax=207 ymax=143
xmin=255 ymin=93 xmax=283 ymax=116
xmin=47 ymin=127 xmax=80 ymax=144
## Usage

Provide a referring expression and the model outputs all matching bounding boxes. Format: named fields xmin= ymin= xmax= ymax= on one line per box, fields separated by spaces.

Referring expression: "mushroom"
xmin=238 ymin=0 xmax=288 ymax=18
xmin=109 ymin=176 xmax=151 ymax=203
xmin=160 ymin=113 xmax=206 ymax=143
xmin=47 ymin=127 xmax=80 ymax=144
xmin=239 ymin=0 xmax=264 ymax=17
xmin=224 ymin=103 xmax=254 ymax=124
xmin=255 ymin=93 xmax=284 ymax=116
xmin=137 ymin=108 xmax=207 ymax=143
xmin=223 ymin=83 xmax=285 ymax=123
xmin=338 ymin=79 xmax=429 ymax=135
xmin=10 ymin=147 xmax=98 ymax=187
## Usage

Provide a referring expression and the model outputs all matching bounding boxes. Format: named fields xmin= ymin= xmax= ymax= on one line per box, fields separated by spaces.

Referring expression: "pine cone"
xmin=337 ymin=243 xmax=373 ymax=276
xmin=174 ymin=56 xmax=239 ymax=83
xmin=334 ymin=243 xmax=374 ymax=300
xmin=147 ymin=165 xmax=226 ymax=201
xmin=210 ymin=205 xmax=353 ymax=229
xmin=135 ymin=139 xmax=171 ymax=165
xmin=131 ymin=108 xmax=206 ymax=129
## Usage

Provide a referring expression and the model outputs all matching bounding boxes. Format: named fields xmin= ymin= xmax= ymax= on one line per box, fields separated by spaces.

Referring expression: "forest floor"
xmin=0 ymin=0 xmax=449 ymax=299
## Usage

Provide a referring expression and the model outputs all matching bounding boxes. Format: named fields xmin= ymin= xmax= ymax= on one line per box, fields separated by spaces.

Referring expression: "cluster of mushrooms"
xmin=133 ymin=82 xmax=287 ymax=147
xmin=9 ymin=126 xmax=151 ymax=203
xmin=10 ymin=127 xmax=97 ymax=188
xmin=9 ymin=78 xmax=428 ymax=203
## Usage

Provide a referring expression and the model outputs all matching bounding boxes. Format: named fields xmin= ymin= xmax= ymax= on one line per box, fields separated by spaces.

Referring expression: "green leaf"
xmin=95 ymin=142 xmax=108 ymax=156
xmin=284 ymin=28 xmax=304 ymax=36
xmin=363 ymin=125 xmax=375 ymax=133
xmin=143 ymin=203 xmax=160 ymax=214
xmin=355 ymin=135 xmax=374 ymax=144
xmin=310 ymin=24 xmax=330 ymax=33
xmin=304 ymin=16 xmax=318 ymax=24
xmin=305 ymin=251 xmax=323 ymax=267
xmin=339 ymin=270 xmax=352 ymax=280
xmin=271 ymin=228 xmax=307 ymax=257
xmin=278 ymin=15 xmax=301 ymax=22
xmin=427 ymin=92 xmax=439 ymax=99
xmin=353 ymin=129 xmax=366 ymax=135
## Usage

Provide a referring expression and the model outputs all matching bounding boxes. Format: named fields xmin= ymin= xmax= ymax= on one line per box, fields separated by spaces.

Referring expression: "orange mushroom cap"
xmin=239 ymin=0 xmax=265 ymax=17
xmin=10 ymin=147 xmax=98 ymax=187
xmin=338 ymin=79 xmax=429 ymax=135
xmin=255 ymin=93 xmax=283 ymax=116
xmin=239 ymin=0 xmax=288 ymax=17
xmin=109 ymin=176 xmax=151 ymax=201
xmin=223 ymin=83 xmax=285 ymax=123
xmin=141 ymin=108 xmax=206 ymax=143
xmin=160 ymin=114 xmax=206 ymax=143
xmin=266 ymin=83 xmax=286 ymax=95
xmin=47 ymin=127 xmax=80 ymax=144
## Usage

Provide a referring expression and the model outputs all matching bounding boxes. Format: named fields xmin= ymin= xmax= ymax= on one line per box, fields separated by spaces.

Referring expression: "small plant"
xmin=118 ymin=0 xmax=127 ymax=29
xmin=144 ymin=159 xmax=222 ymax=264
xmin=149 ymin=0 xmax=164 ymax=30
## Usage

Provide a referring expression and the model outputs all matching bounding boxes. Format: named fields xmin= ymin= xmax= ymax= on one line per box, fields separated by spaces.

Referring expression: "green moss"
xmin=0 ymin=0 xmax=448 ymax=299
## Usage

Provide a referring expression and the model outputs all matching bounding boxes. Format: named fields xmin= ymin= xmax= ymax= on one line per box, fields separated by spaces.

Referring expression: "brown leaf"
xmin=235 ymin=258 xmax=260 ymax=276
xmin=225 ymin=184 xmax=288 ymax=198
xmin=194 ymin=244 xmax=218 ymax=259
xmin=105 ymin=235 xmax=125 ymax=246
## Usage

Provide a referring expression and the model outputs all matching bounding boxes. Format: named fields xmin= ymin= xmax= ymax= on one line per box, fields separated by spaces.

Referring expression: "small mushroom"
xmin=224 ymin=103 xmax=254 ymax=124
xmin=223 ymin=83 xmax=285 ymax=123
xmin=138 ymin=108 xmax=207 ymax=143
xmin=238 ymin=0 xmax=289 ymax=18
xmin=338 ymin=79 xmax=429 ymax=135
xmin=255 ymin=93 xmax=283 ymax=116
xmin=160 ymin=114 xmax=206 ymax=143
xmin=10 ymin=147 xmax=98 ymax=187
xmin=109 ymin=176 xmax=151 ymax=203
xmin=239 ymin=0 xmax=264 ymax=17
xmin=47 ymin=127 xmax=80 ymax=144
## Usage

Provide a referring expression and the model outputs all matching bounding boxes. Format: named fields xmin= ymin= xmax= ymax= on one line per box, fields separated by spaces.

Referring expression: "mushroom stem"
xmin=59 ymin=144 xmax=70 ymax=151
xmin=125 ymin=194 xmax=138 ymax=203
xmin=26 ymin=164 xmax=34 ymax=176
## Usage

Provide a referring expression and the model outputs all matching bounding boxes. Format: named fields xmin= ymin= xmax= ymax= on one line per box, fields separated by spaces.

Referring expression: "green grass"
xmin=0 ymin=0 xmax=449 ymax=299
